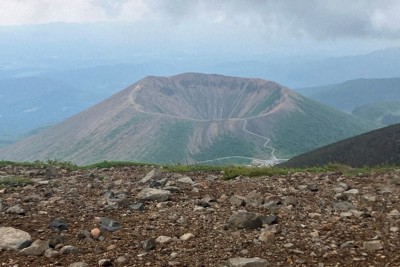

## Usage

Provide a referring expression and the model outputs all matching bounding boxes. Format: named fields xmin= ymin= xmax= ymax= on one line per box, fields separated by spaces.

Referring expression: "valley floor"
xmin=0 ymin=165 xmax=399 ymax=266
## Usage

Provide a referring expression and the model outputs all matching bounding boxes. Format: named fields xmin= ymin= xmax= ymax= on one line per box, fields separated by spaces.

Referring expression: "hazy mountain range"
xmin=0 ymin=73 xmax=376 ymax=165
xmin=298 ymin=77 xmax=400 ymax=126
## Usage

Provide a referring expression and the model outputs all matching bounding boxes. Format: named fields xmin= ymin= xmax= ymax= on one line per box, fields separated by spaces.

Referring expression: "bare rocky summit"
xmin=0 ymin=164 xmax=399 ymax=266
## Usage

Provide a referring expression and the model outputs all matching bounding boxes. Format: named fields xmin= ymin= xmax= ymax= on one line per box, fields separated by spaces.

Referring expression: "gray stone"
xmin=227 ymin=257 xmax=269 ymax=267
xmin=230 ymin=195 xmax=246 ymax=206
xmin=44 ymin=248 xmax=60 ymax=258
xmin=49 ymin=235 xmax=65 ymax=248
xmin=344 ymin=189 xmax=359 ymax=195
xmin=340 ymin=241 xmax=355 ymax=249
xmin=0 ymin=227 xmax=32 ymax=250
xmin=130 ymin=202 xmax=145 ymax=211
xmin=332 ymin=201 xmax=356 ymax=211
xmin=245 ymin=191 xmax=264 ymax=207
xmin=307 ymin=184 xmax=319 ymax=192
xmin=137 ymin=188 xmax=171 ymax=202
xmin=177 ymin=176 xmax=194 ymax=184
xmin=76 ymin=230 xmax=91 ymax=239
xmin=156 ymin=235 xmax=172 ymax=244
xmin=284 ymin=196 xmax=298 ymax=206
xmin=227 ymin=212 xmax=263 ymax=229
xmin=143 ymin=238 xmax=156 ymax=250
xmin=363 ymin=240 xmax=383 ymax=251
xmin=5 ymin=204 xmax=25 ymax=215
xmin=140 ymin=169 xmax=161 ymax=184
xmin=69 ymin=262 xmax=89 ymax=267
xmin=60 ymin=245 xmax=79 ymax=254
xmin=388 ymin=209 xmax=400 ymax=219
xmin=98 ymin=259 xmax=113 ymax=266
xmin=48 ymin=219 xmax=68 ymax=231
xmin=0 ymin=199 xmax=3 ymax=211
xmin=258 ymin=230 xmax=275 ymax=243
xmin=99 ymin=217 xmax=122 ymax=232
xmin=20 ymin=239 xmax=49 ymax=256
xmin=261 ymin=215 xmax=278 ymax=225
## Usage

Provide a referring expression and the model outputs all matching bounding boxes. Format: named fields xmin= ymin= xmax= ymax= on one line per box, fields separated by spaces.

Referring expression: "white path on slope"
xmin=128 ymin=86 xmax=288 ymax=165
xmin=194 ymin=120 xmax=289 ymax=166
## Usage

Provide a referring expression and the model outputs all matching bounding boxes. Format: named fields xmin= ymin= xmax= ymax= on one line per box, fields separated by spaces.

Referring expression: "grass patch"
xmin=84 ymin=161 xmax=153 ymax=169
xmin=0 ymin=176 xmax=34 ymax=188
xmin=0 ymin=160 xmax=398 ymax=180
xmin=0 ymin=160 xmax=78 ymax=170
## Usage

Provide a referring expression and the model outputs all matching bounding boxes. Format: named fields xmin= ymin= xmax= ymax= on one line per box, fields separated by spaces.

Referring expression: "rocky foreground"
xmin=0 ymin=165 xmax=399 ymax=267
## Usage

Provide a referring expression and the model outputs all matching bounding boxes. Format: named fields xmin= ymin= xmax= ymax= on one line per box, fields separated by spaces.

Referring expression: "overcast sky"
xmin=1 ymin=0 xmax=400 ymax=57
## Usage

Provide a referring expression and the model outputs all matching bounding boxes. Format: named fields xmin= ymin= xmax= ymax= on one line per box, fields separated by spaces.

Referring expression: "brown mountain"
xmin=0 ymin=73 xmax=375 ymax=165
xmin=281 ymin=123 xmax=400 ymax=167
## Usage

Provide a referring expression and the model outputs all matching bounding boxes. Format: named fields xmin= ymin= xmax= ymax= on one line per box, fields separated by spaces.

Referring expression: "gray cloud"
xmin=146 ymin=0 xmax=400 ymax=40
xmin=1 ymin=0 xmax=400 ymax=41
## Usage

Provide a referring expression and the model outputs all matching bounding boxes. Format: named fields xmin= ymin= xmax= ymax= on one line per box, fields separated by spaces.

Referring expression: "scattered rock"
xmin=332 ymin=201 xmax=356 ymax=211
xmin=76 ymin=229 xmax=92 ymax=240
xmin=180 ymin=233 xmax=195 ymax=241
xmin=44 ymin=248 xmax=60 ymax=258
xmin=0 ymin=227 xmax=32 ymax=250
xmin=69 ymin=263 xmax=89 ymax=267
xmin=284 ymin=196 xmax=298 ymax=206
xmin=340 ymin=241 xmax=355 ymax=249
xmin=91 ymin=228 xmax=101 ymax=239
xmin=227 ymin=257 xmax=269 ymax=267
xmin=20 ymin=239 xmax=49 ymax=256
xmin=60 ymin=245 xmax=79 ymax=255
xmin=230 ymin=195 xmax=247 ymax=206
xmin=261 ymin=215 xmax=278 ymax=225
xmin=227 ymin=211 xmax=263 ymax=229
xmin=137 ymin=188 xmax=171 ymax=202
xmin=130 ymin=202 xmax=145 ymax=211
xmin=98 ymin=217 xmax=122 ymax=232
xmin=140 ymin=169 xmax=161 ymax=184
xmin=245 ymin=190 xmax=264 ymax=207
xmin=177 ymin=176 xmax=194 ymax=184
xmin=48 ymin=219 xmax=68 ymax=231
xmin=156 ymin=236 xmax=172 ymax=244
xmin=258 ymin=230 xmax=275 ymax=243
xmin=143 ymin=238 xmax=156 ymax=250
xmin=363 ymin=240 xmax=383 ymax=251
xmin=388 ymin=209 xmax=400 ymax=219
xmin=344 ymin=189 xmax=359 ymax=195
xmin=5 ymin=204 xmax=25 ymax=215
xmin=48 ymin=235 xmax=64 ymax=248
xmin=98 ymin=259 xmax=113 ymax=266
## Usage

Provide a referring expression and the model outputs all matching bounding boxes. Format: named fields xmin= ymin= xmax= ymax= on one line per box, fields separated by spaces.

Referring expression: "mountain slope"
xmin=296 ymin=77 xmax=400 ymax=112
xmin=0 ymin=73 xmax=376 ymax=165
xmin=281 ymin=123 xmax=400 ymax=168
xmin=352 ymin=100 xmax=400 ymax=126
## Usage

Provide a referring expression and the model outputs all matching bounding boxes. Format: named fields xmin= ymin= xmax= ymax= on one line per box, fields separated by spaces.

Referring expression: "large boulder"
xmin=227 ymin=212 xmax=263 ymax=229
xmin=0 ymin=227 xmax=32 ymax=250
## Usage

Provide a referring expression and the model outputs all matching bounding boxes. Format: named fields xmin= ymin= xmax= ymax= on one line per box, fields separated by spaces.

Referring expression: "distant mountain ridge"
xmin=296 ymin=77 xmax=400 ymax=112
xmin=0 ymin=73 xmax=376 ymax=165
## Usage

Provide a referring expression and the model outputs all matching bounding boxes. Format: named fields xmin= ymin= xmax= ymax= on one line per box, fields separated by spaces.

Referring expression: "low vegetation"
xmin=1 ymin=160 xmax=397 ymax=181
xmin=0 ymin=176 xmax=33 ymax=188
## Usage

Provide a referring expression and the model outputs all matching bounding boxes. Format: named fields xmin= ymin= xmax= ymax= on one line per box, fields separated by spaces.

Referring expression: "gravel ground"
xmin=0 ymin=165 xmax=399 ymax=266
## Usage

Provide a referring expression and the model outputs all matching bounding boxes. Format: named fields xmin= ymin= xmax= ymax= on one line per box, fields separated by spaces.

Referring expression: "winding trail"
xmin=128 ymin=86 xmax=289 ymax=166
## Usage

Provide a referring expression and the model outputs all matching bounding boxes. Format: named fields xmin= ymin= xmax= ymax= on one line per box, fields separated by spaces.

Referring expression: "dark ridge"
xmin=280 ymin=123 xmax=400 ymax=168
